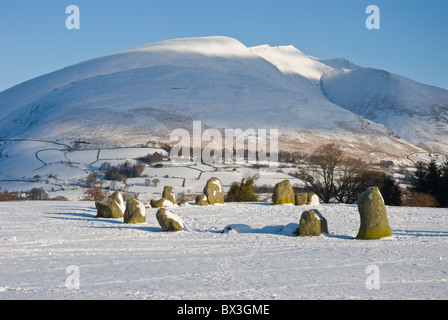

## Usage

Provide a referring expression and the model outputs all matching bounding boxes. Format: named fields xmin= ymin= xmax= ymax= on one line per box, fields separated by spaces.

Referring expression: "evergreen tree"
xmin=408 ymin=159 xmax=448 ymax=207
xmin=425 ymin=160 xmax=441 ymax=198
xmin=409 ymin=161 xmax=429 ymax=194
xmin=226 ymin=175 xmax=259 ymax=202
xmin=380 ymin=174 xmax=403 ymax=206
xmin=438 ymin=161 xmax=448 ymax=207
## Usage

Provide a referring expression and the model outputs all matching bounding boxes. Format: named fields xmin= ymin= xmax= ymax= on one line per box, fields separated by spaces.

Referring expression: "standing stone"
xmin=195 ymin=194 xmax=209 ymax=206
xmin=95 ymin=190 xmax=126 ymax=218
xmin=307 ymin=192 xmax=320 ymax=205
xmin=156 ymin=208 xmax=184 ymax=232
xmin=272 ymin=180 xmax=294 ymax=204
xmin=295 ymin=193 xmax=308 ymax=205
xmin=203 ymin=177 xmax=224 ymax=205
xmin=356 ymin=186 xmax=391 ymax=240
xmin=150 ymin=198 xmax=175 ymax=208
xmin=178 ymin=200 xmax=190 ymax=206
xmin=162 ymin=186 xmax=176 ymax=204
xmin=124 ymin=197 xmax=146 ymax=224
xmin=297 ymin=209 xmax=328 ymax=236
xmin=295 ymin=192 xmax=320 ymax=205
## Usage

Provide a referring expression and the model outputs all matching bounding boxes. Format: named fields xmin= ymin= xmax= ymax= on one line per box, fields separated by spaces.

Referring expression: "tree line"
xmin=408 ymin=159 xmax=448 ymax=207
xmin=99 ymin=161 xmax=146 ymax=182
xmin=291 ymin=143 xmax=447 ymax=207
xmin=291 ymin=144 xmax=401 ymax=205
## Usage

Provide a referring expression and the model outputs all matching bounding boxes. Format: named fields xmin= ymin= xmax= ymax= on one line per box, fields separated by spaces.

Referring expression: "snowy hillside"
xmin=0 ymin=36 xmax=427 ymax=161
xmin=321 ymin=68 xmax=448 ymax=154
xmin=1 ymin=201 xmax=447 ymax=299
xmin=251 ymin=43 xmax=448 ymax=155
xmin=0 ymin=138 xmax=306 ymax=201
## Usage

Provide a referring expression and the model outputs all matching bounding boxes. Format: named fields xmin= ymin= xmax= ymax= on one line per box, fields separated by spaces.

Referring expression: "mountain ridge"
xmin=1 ymin=35 xmax=444 ymax=160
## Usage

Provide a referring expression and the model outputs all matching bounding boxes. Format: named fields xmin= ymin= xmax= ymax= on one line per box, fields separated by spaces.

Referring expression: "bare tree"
xmin=82 ymin=186 xmax=108 ymax=201
xmin=297 ymin=143 xmax=372 ymax=204
xmin=297 ymin=144 xmax=342 ymax=203
xmin=333 ymin=158 xmax=372 ymax=204
xmin=28 ymin=187 xmax=49 ymax=200
xmin=85 ymin=172 xmax=99 ymax=188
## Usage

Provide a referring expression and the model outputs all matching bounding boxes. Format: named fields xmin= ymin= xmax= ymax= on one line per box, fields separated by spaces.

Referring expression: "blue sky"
xmin=1 ymin=0 xmax=447 ymax=92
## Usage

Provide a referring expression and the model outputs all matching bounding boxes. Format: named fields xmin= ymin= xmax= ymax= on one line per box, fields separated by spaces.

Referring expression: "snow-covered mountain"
xmin=320 ymin=68 xmax=448 ymax=154
xmin=1 ymin=36 xmax=445 ymax=160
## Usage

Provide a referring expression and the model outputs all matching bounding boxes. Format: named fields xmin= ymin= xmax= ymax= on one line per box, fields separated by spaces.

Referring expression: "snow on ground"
xmin=0 ymin=201 xmax=447 ymax=300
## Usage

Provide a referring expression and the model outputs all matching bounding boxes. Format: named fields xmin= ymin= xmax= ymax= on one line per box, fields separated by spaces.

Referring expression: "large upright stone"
xmin=95 ymin=190 xmax=126 ymax=218
xmin=356 ymin=186 xmax=391 ymax=240
xmin=156 ymin=208 xmax=184 ymax=232
xmin=162 ymin=186 xmax=176 ymax=204
xmin=124 ymin=197 xmax=146 ymax=224
xmin=203 ymin=177 xmax=224 ymax=205
xmin=272 ymin=180 xmax=294 ymax=204
xmin=297 ymin=209 xmax=328 ymax=236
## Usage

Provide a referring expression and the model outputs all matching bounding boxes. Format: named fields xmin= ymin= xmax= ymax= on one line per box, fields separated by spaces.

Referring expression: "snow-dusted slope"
xmin=0 ymin=36 xmax=430 ymax=160
xmin=249 ymin=45 xmax=333 ymax=84
xmin=249 ymin=44 xmax=448 ymax=154
xmin=320 ymin=68 xmax=448 ymax=154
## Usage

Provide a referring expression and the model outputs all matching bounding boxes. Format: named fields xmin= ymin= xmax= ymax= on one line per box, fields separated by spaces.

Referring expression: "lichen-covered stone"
xmin=203 ymin=177 xmax=224 ymax=205
xmin=295 ymin=192 xmax=320 ymax=205
xmin=162 ymin=186 xmax=176 ymax=204
xmin=195 ymin=194 xmax=209 ymax=206
xmin=297 ymin=209 xmax=328 ymax=236
xmin=356 ymin=186 xmax=391 ymax=240
xmin=295 ymin=193 xmax=308 ymax=205
xmin=95 ymin=190 xmax=125 ymax=218
xmin=124 ymin=197 xmax=146 ymax=224
xmin=150 ymin=198 xmax=174 ymax=208
xmin=272 ymin=180 xmax=294 ymax=204
xmin=156 ymin=208 xmax=184 ymax=232
xmin=94 ymin=201 xmax=113 ymax=218
xmin=178 ymin=200 xmax=190 ymax=206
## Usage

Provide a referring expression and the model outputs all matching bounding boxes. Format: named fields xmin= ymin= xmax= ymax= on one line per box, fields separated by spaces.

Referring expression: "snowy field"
xmin=0 ymin=139 xmax=306 ymax=203
xmin=0 ymin=200 xmax=447 ymax=300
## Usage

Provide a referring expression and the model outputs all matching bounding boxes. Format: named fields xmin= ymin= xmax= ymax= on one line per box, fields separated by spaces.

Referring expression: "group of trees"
xmin=0 ymin=190 xmax=24 ymax=201
xmin=0 ymin=187 xmax=68 ymax=202
xmin=99 ymin=161 xmax=146 ymax=182
xmin=293 ymin=144 xmax=403 ymax=206
xmin=291 ymin=143 xmax=447 ymax=207
xmin=408 ymin=160 xmax=448 ymax=207
xmin=136 ymin=152 xmax=164 ymax=165
xmin=216 ymin=145 xmax=447 ymax=207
